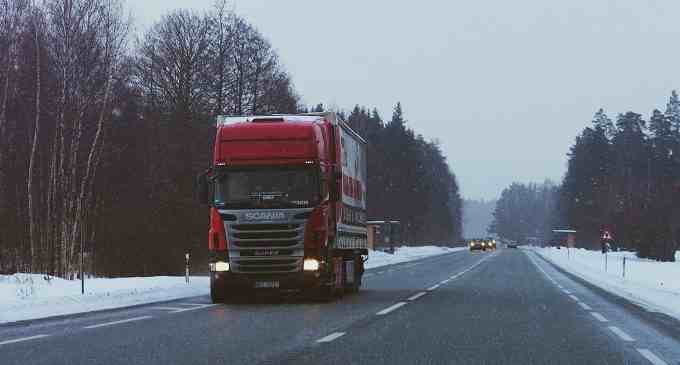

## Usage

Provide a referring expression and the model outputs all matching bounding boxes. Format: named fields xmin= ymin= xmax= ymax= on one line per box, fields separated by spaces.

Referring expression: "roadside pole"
xmin=622 ymin=257 xmax=626 ymax=278
xmin=81 ymin=241 xmax=85 ymax=295
xmin=185 ymin=253 xmax=190 ymax=284
xmin=605 ymin=252 xmax=608 ymax=272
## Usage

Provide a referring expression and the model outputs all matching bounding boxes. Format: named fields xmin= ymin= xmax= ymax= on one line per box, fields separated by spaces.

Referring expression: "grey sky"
xmin=130 ymin=0 xmax=680 ymax=200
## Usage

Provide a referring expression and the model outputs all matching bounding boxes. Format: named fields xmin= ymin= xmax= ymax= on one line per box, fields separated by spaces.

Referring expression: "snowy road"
xmin=1 ymin=249 xmax=679 ymax=365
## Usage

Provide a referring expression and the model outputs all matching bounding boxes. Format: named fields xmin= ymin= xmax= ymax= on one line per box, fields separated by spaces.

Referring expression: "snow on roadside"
xmin=531 ymin=247 xmax=680 ymax=321
xmin=365 ymin=245 xmax=465 ymax=269
xmin=0 ymin=275 xmax=209 ymax=324
xmin=0 ymin=245 xmax=461 ymax=324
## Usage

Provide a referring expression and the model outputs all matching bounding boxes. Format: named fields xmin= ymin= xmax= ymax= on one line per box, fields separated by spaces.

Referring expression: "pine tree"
xmin=665 ymin=90 xmax=680 ymax=134
xmin=390 ymin=102 xmax=405 ymax=126
xmin=592 ymin=108 xmax=616 ymax=139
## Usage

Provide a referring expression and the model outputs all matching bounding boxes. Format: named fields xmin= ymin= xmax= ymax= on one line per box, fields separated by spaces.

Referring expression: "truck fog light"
xmin=211 ymin=261 xmax=230 ymax=272
xmin=303 ymin=258 xmax=320 ymax=271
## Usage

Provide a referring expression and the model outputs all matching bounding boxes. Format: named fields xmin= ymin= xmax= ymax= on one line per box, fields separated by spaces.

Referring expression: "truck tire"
xmin=346 ymin=256 xmax=363 ymax=293
xmin=314 ymin=284 xmax=335 ymax=302
xmin=210 ymin=278 xmax=226 ymax=303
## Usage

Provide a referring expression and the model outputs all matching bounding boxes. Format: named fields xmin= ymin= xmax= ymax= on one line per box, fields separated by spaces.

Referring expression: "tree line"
xmin=559 ymin=92 xmax=680 ymax=261
xmin=490 ymin=91 xmax=680 ymax=261
xmin=488 ymin=181 xmax=559 ymax=243
xmin=343 ymin=103 xmax=462 ymax=244
xmin=0 ymin=0 xmax=463 ymax=277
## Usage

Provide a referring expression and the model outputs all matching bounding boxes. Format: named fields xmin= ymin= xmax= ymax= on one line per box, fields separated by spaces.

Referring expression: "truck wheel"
xmin=311 ymin=284 xmax=334 ymax=302
xmin=346 ymin=257 xmax=363 ymax=293
xmin=210 ymin=278 xmax=226 ymax=303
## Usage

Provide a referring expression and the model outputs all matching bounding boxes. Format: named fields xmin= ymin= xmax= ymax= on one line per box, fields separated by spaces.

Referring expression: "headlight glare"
xmin=212 ymin=261 xmax=229 ymax=272
xmin=303 ymin=258 xmax=320 ymax=271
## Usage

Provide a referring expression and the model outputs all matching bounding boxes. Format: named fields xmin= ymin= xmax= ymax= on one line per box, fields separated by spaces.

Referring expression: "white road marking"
xmin=316 ymin=332 xmax=345 ymax=343
xmin=562 ymin=290 xmax=572 ymax=295
xmin=0 ymin=334 xmax=50 ymax=346
xmin=636 ymin=349 xmax=669 ymax=365
xmin=591 ymin=312 xmax=608 ymax=322
xmin=408 ymin=292 xmax=427 ymax=301
xmin=84 ymin=316 xmax=152 ymax=329
xmin=177 ymin=303 xmax=209 ymax=307
xmin=171 ymin=304 xmax=217 ymax=313
xmin=427 ymin=284 xmax=440 ymax=291
xmin=608 ymin=326 xmax=635 ymax=342
xmin=577 ymin=302 xmax=592 ymax=310
xmin=440 ymin=279 xmax=450 ymax=284
xmin=376 ymin=302 xmax=407 ymax=315
xmin=568 ymin=295 xmax=580 ymax=301
xmin=364 ymin=273 xmax=375 ymax=277
xmin=149 ymin=306 xmax=186 ymax=311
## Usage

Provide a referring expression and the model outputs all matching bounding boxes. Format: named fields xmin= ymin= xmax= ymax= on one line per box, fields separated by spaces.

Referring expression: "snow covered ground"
xmin=532 ymin=247 xmax=680 ymax=321
xmin=365 ymin=245 xmax=465 ymax=269
xmin=0 ymin=245 xmax=461 ymax=324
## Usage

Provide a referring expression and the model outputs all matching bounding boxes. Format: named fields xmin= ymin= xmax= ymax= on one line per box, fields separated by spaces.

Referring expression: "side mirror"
xmin=196 ymin=172 xmax=210 ymax=205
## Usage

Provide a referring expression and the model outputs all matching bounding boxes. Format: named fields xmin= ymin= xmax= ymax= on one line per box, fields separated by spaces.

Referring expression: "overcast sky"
xmin=130 ymin=0 xmax=680 ymax=200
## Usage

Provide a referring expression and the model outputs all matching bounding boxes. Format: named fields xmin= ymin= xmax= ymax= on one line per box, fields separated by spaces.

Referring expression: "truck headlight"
xmin=211 ymin=261 xmax=230 ymax=272
xmin=303 ymin=258 xmax=320 ymax=271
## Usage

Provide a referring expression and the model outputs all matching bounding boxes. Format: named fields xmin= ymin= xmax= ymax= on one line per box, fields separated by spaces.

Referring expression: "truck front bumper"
xmin=210 ymin=270 xmax=326 ymax=291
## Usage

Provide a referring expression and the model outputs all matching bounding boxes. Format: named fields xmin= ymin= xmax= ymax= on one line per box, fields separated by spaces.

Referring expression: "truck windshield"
xmin=213 ymin=166 xmax=319 ymax=209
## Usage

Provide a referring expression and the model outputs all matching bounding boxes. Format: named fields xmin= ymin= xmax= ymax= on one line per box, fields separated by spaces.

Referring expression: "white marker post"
xmin=185 ymin=253 xmax=190 ymax=284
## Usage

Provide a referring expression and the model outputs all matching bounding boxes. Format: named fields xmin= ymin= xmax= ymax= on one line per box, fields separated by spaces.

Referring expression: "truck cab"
xmin=197 ymin=113 xmax=368 ymax=302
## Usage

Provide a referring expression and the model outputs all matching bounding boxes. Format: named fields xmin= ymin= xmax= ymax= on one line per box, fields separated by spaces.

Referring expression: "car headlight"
xmin=211 ymin=261 xmax=230 ymax=272
xmin=303 ymin=258 xmax=320 ymax=271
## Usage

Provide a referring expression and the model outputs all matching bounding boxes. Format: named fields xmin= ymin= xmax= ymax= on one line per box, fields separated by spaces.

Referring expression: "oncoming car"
xmin=469 ymin=238 xmax=496 ymax=251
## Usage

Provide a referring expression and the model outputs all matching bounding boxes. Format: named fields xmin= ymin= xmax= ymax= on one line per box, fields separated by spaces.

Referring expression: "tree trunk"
xmin=28 ymin=17 xmax=42 ymax=272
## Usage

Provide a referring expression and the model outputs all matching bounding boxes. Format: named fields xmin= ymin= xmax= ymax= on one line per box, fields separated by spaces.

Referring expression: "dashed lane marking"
xmin=407 ymin=292 xmax=427 ymax=301
xmin=84 ymin=316 xmax=152 ymax=329
xmin=636 ymin=349 xmax=669 ymax=365
xmin=427 ymin=284 xmax=440 ymax=291
xmin=149 ymin=306 xmax=186 ymax=311
xmin=608 ymin=326 xmax=635 ymax=342
xmin=316 ymin=332 xmax=345 ymax=343
xmin=0 ymin=334 xmax=50 ymax=346
xmin=591 ymin=312 xmax=608 ymax=322
xmin=176 ymin=303 xmax=209 ymax=307
xmin=376 ymin=302 xmax=407 ymax=316
xmin=568 ymin=294 xmax=580 ymax=301
xmin=170 ymin=304 xmax=217 ymax=313
xmin=577 ymin=302 xmax=592 ymax=310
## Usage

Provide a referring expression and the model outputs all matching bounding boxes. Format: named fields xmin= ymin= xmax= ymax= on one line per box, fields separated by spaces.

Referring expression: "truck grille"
xmin=222 ymin=210 xmax=310 ymax=274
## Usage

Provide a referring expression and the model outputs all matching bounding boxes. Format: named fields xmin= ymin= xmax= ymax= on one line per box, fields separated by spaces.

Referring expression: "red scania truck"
xmin=197 ymin=112 xmax=368 ymax=302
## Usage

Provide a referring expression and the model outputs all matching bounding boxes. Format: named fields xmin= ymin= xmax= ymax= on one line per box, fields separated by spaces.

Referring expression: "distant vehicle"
xmin=469 ymin=238 xmax=495 ymax=251
xmin=506 ymin=242 xmax=518 ymax=249
xmin=197 ymin=112 xmax=368 ymax=302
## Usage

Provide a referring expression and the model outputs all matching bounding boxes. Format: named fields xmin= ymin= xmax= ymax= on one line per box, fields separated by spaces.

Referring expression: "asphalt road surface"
xmin=2 ymin=248 xmax=679 ymax=365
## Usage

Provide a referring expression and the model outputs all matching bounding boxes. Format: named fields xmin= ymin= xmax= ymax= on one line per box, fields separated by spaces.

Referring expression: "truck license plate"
xmin=254 ymin=281 xmax=279 ymax=289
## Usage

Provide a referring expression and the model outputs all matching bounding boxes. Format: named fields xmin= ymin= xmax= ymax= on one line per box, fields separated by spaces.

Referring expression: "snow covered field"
xmin=0 ymin=245 xmax=461 ymax=324
xmin=532 ymin=247 xmax=680 ymax=321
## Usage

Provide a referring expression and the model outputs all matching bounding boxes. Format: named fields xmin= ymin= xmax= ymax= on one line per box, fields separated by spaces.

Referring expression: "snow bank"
xmin=0 ymin=274 xmax=209 ymax=324
xmin=532 ymin=247 xmax=680 ymax=321
xmin=0 ymin=245 xmax=460 ymax=324
xmin=365 ymin=245 xmax=465 ymax=269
